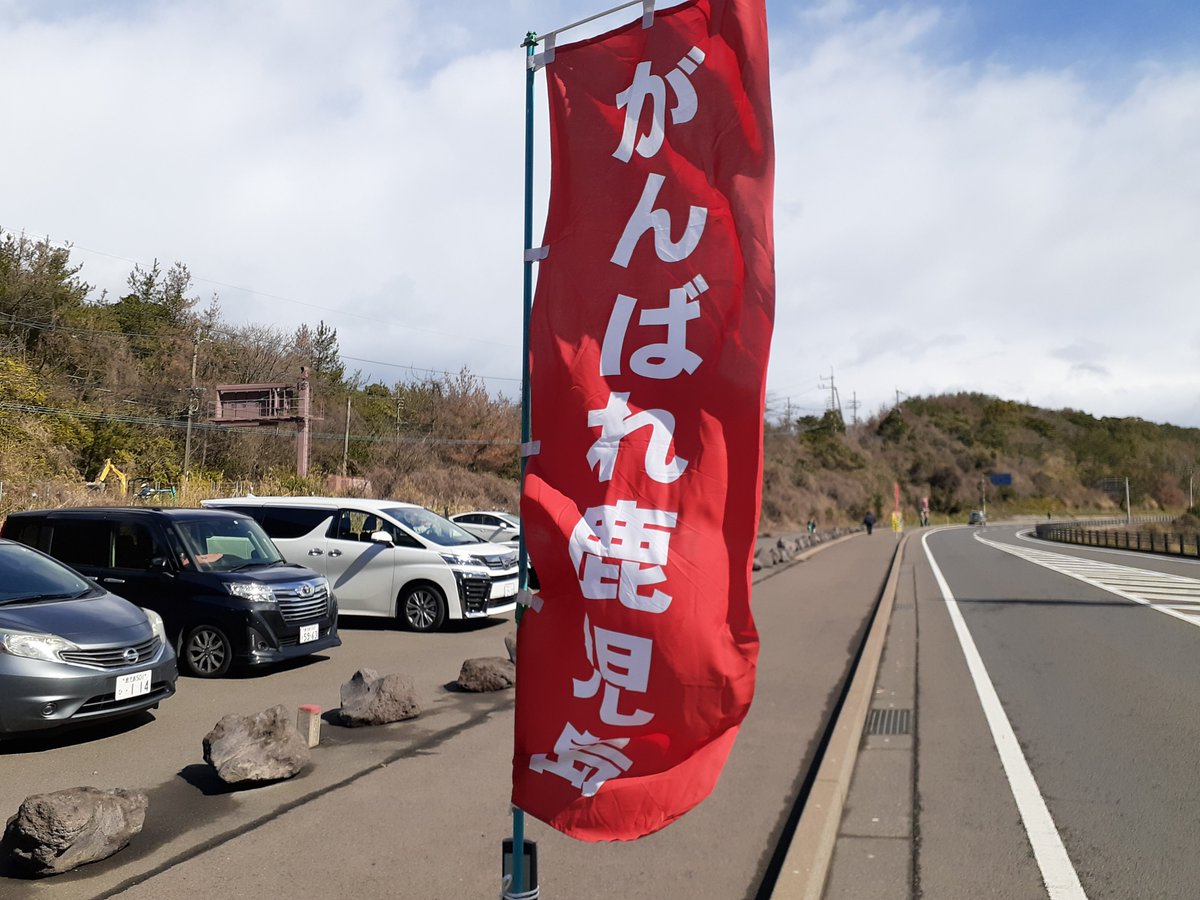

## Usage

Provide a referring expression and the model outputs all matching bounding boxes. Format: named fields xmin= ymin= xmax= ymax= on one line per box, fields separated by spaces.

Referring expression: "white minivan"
xmin=202 ymin=497 xmax=519 ymax=632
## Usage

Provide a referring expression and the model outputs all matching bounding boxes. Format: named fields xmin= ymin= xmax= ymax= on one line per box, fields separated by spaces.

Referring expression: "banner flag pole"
xmin=508 ymin=29 xmax=537 ymax=900
xmin=512 ymin=0 xmax=772 ymax=842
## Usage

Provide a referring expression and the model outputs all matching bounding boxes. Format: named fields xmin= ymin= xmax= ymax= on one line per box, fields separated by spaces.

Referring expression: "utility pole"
xmin=848 ymin=392 xmax=860 ymax=426
xmin=182 ymin=335 xmax=210 ymax=486
xmin=342 ymin=397 xmax=352 ymax=477
xmin=296 ymin=367 xmax=311 ymax=478
xmin=1125 ymin=477 xmax=1131 ymax=525
xmin=818 ymin=368 xmax=843 ymax=422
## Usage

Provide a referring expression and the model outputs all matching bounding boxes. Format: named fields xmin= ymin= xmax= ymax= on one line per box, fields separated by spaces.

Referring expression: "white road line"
xmin=922 ymin=532 xmax=1088 ymax=900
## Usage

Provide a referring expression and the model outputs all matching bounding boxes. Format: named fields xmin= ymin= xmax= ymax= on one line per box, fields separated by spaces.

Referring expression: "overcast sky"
xmin=2 ymin=0 xmax=1198 ymax=426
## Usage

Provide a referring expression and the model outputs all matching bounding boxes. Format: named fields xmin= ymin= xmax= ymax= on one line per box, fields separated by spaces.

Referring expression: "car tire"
xmin=398 ymin=583 xmax=447 ymax=633
xmin=180 ymin=624 xmax=233 ymax=678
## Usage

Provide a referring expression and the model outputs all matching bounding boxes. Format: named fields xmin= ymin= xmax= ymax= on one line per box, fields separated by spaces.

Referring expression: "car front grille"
xmin=479 ymin=552 xmax=518 ymax=571
xmin=274 ymin=581 xmax=331 ymax=623
xmin=460 ymin=577 xmax=492 ymax=614
xmin=60 ymin=636 xmax=162 ymax=670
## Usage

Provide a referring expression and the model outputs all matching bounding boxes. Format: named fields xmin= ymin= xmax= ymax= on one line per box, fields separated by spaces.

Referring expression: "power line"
xmin=0 ymin=401 xmax=518 ymax=448
xmin=339 ymin=355 xmax=520 ymax=384
xmin=1 ymin=314 xmax=522 ymax=384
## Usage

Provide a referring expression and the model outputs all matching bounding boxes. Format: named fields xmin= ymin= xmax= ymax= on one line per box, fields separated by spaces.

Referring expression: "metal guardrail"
xmin=1036 ymin=518 xmax=1199 ymax=559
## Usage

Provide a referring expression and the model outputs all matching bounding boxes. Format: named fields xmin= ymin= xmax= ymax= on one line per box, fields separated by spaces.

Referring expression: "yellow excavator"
xmin=88 ymin=459 xmax=128 ymax=495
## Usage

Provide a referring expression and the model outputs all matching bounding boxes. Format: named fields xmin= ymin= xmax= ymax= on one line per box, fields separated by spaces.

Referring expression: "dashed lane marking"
xmin=977 ymin=534 xmax=1200 ymax=628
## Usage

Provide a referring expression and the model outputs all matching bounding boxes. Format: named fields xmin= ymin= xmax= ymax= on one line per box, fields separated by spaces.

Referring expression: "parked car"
xmin=202 ymin=497 xmax=519 ymax=632
xmin=968 ymin=510 xmax=987 ymax=526
xmin=1 ymin=508 xmax=339 ymax=678
xmin=450 ymin=511 xmax=520 ymax=546
xmin=0 ymin=538 xmax=177 ymax=736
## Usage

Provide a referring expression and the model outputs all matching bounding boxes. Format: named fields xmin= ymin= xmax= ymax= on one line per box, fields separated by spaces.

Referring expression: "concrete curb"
xmin=753 ymin=531 xmax=864 ymax=585
xmin=769 ymin=530 xmax=912 ymax=900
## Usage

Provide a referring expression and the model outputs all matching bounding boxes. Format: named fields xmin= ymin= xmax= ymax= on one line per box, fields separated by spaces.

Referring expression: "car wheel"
xmin=399 ymin=584 xmax=447 ymax=632
xmin=180 ymin=624 xmax=233 ymax=677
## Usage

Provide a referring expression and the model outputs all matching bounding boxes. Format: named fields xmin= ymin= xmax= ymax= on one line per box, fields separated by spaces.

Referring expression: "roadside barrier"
xmin=1036 ymin=519 xmax=1199 ymax=559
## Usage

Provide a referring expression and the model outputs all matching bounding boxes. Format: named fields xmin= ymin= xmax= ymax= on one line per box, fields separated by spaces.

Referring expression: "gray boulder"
xmin=203 ymin=705 xmax=310 ymax=783
xmin=338 ymin=668 xmax=421 ymax=726
xmin=2 ymin=786 xmax=147 ymax=876
xmin=457 ymin=656 xmax=516 ymax=692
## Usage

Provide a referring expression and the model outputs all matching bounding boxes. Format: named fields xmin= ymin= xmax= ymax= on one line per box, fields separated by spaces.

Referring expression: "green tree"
xmin=0 ymin=230 xmax=91 ymax=359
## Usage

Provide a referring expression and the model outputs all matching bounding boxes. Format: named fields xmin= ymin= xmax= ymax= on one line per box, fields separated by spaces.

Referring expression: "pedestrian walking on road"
xmin=864 ymin=512 xmax=876 ymax=535
xmin=807 ymin=518 xmax=816 ymax=535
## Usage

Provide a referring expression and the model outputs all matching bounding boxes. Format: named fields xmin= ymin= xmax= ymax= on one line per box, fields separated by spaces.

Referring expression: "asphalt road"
xmin=0 ymin=533 xmax=898 ymax=900
xmin=916 ymin=524 xmax=1200 ymax=899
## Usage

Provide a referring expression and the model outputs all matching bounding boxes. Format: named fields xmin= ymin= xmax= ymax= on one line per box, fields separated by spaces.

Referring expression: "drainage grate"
xmin=865 ymin=707 xmax=912 ymax=736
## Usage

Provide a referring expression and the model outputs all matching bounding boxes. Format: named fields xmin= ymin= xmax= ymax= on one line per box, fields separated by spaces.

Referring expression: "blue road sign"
xmin=990 ymin=473 xmax=1013 ymax=486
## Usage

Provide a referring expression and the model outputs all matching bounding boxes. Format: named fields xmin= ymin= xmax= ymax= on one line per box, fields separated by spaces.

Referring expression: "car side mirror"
xmin=370 ymin=530 xmax=394 ymax=545
xmin=149 ymin=556 xmax=171 ymax=571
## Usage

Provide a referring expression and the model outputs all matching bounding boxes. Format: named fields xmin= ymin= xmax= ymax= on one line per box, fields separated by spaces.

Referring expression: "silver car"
xmin=450 ymin=511 xmax=521 ymax=546
xmin=0 ymin=539 xmax=177 ymax=736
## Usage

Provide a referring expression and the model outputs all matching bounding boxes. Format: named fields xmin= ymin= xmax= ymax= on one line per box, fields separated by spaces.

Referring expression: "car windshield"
xmin=384 ymin=507 xmax=483 ymax=547
xmin=0 ymin=543 xmax=93 ymax=604
xmin=174 ymin=517 xmax=285 ymax=572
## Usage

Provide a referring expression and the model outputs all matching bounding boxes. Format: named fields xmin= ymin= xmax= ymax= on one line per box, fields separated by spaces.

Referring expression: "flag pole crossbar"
xmin=522 ymin=0 xmax=658 ymax=50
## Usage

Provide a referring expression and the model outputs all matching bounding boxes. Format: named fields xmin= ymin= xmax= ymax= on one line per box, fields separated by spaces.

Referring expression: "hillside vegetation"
xmin=764 ymin=399 xmax=1200 ymax=528
xmin=2 ymin=229 xmax=1198 ymax=527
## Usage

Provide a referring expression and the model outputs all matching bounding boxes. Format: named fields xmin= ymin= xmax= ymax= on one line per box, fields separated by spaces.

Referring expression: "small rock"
xmin=203 ymin=705 xmax=310 ymax=783
xmin=338 ymin=668 xmax=421 ymax=726
xmin=504 ymin=630 xmax=518 ymax=663
xmin=2 ymin=786 xmax=147 ymax=876
xmin=457 ymin=657 xmax=516 ymax=692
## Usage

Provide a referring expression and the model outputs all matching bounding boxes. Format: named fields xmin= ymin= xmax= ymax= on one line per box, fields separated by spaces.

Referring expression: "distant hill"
xmin=3 ymin=231 xmax=1197 ymax=527
xmin=761 ymin=393 xmax=1200 ymax=529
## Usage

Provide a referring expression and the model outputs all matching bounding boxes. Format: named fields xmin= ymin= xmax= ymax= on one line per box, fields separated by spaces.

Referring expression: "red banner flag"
xmin=514 ymin=0 xmax=774 ymax=841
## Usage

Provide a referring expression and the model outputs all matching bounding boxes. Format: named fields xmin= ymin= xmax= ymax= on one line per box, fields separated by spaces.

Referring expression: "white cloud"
xmin=769 ymin=6 xmax=1200 ymax=424
xmin=1 ymin=1 xmax=1198 ymax=424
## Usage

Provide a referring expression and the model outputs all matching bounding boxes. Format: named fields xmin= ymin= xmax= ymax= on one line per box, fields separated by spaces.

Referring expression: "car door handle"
xmin=308 ymin=548 xmax=324 ymax=556
xmin=328 ymin=549 xmax=343 ymax=557
xmin=101 ymin=577 xmax=126 ymax=584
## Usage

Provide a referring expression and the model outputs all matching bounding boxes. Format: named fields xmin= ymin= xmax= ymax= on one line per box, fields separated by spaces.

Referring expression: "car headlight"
xmin=225 ymin=582 xmax=276 ymax=603
xmin=140 ymin=607 xmax=169 ymax=644
xmin=0 ymin=630 xmax=79 ymax=662
xmin=440 ymin=553 xmax=487 ymax=569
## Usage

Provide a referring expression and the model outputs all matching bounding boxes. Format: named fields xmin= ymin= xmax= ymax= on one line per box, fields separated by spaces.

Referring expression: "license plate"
xmin=115 ymin=671 xmax=151 ymax=701
xmin=491 ymin=580 xmax=518 ymax=600
xmin=299 ymin=624 xmax=319 ymax=643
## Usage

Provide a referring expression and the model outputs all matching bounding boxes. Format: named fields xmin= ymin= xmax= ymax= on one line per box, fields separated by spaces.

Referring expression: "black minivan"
xmin=2 ymin=508 xmax=340 ymax=678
